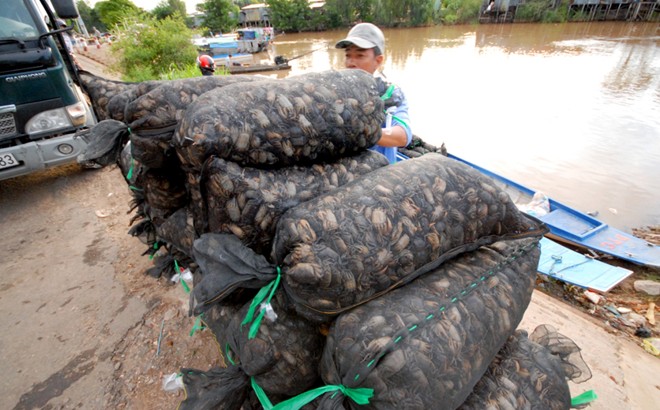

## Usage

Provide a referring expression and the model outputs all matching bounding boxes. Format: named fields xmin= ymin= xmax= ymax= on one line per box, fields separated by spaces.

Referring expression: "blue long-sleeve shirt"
xmin=370 ymin=84 xmax=412 ymax=164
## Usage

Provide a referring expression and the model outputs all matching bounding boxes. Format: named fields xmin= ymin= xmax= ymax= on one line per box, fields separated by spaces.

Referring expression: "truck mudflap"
xmin=0 ymin=133 xmax=89 ymax=181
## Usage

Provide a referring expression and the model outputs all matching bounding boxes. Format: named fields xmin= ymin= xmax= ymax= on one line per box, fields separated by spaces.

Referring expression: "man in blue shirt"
xmin=336 ymin=23 xmax=412 ymax=163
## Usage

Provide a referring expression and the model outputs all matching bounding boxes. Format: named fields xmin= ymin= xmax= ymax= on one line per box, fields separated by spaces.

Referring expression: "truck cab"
xmin=0 ymin=0 xmax=95 ymax=180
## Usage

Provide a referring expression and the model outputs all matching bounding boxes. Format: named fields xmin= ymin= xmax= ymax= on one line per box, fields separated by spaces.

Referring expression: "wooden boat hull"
xmin=445 ymin=153 xmax=660 ymax=268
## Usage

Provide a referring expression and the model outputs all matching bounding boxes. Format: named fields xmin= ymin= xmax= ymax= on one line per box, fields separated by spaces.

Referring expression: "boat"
xmin=227 ymin=63 xmax=291 ymax=75
xmin=397 ymin=147 xmax=659 ymax=268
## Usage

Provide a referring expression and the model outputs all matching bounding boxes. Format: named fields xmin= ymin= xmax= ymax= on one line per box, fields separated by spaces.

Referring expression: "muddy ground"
xmin=0 ymin=50 xmax=657 ymax=409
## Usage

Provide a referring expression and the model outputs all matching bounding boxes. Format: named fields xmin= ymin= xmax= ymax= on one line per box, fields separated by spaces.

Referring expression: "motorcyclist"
xmin=197 ymin=55 xmax=216 ymax=76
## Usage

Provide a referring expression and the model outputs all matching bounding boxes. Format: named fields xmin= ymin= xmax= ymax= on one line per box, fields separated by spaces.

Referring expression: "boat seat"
xmin=540 ymin=208 xmax=606 ymax=240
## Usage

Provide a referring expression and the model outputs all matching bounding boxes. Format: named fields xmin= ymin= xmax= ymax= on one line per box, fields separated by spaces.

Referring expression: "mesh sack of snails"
xmin=189 ymin=153 xmax=546 ymax=320
xmin=77 ymin=70 xmax=143 ymax=121
xmin=310 ymin=236 xmax=541 ymax=410
xmin=173 ymin=69 xmax=385 ymax=170
xmin=156 ymin=207 xmax=197 ymax=257
xmin=458 ymin=324 xmax=591 ymax=410
xmin=202 ymin=150 xmax=389 ymax=256
xmin=179 ymin=288 xmax=324 ymax=410
xmin=126 ymin=75 xmax=263 ymax=168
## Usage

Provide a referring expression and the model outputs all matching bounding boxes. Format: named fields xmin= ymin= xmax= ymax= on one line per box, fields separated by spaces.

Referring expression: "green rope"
xmin=251 ymin=377 xmax=373 ymax=410
xmin=240 ymin=268 xmax=281 ymax=339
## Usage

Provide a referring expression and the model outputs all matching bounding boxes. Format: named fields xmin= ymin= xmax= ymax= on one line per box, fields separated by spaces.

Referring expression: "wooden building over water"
xmin=478 ymin=0 xmax=658 ymax=23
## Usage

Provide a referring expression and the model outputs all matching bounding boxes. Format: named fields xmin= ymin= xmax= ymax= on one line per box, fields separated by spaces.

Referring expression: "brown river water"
xmin=255 ymin=21 xmax=659 ymax=232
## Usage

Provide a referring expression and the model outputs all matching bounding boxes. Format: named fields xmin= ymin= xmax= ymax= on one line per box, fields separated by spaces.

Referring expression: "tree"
xmin=113 ymin=15 xmax=199 ymax=81
xmin=152 ymin=0 xmax=188 ymax=20
xmin=76 ymin=0 xmax=106 ymax=32
xmin=94 ymin=0 xmax=140 ymax=29
xmin=266 ymin=0 xmax=310 ymax=32
xmin=199 ymin=0 xmax=239 ymax=34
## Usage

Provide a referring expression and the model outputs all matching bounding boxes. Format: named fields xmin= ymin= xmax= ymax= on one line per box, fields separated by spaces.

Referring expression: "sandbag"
xmin=203 ymin=150 xmax=389 ymax=256
xmin=173 ymin=69 xmax=385 ymax=170
xmin=189 ymin=154 xmax=546 ymax=320
xmin=458 ymin=325 xmax=591 ymax=410
xmin=314 ymin=236 xmax=541 ymax=410
xmin=180 ymin=289 xmax=324 ymax=409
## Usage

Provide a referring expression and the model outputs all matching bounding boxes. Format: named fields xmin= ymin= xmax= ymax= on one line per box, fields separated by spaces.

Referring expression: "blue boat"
xmin=439 ymin=152 xmax=660 ymax=269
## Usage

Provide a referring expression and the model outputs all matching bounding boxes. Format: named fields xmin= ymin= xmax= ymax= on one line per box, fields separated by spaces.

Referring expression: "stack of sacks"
xmin=80 ymin=69 xmax=591 ymax=409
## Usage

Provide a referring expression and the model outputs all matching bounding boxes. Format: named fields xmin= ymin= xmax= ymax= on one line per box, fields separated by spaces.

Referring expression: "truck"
xmin=0 ymin=0 xmax=96 ymax=181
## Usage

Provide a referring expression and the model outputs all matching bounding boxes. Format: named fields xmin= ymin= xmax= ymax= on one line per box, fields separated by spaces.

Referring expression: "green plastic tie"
xmin=571 ymin=390 xmax=597 ymax=407
xmin=251 ymin=376 xmax=374 ymax=410
xmin=380 ymin=84 xmax=395 ymax=101
xmin=174 ymin=260 xmax=190 ymax=293
xmin=126 ymin=157 xmax=134 ymax=181
xmin=189 ymin=316 xmax=205 ymax=337
xmin=241 ymin=267 xmax=281 ymax=339
xmin=225 ymin=344 xmax=236 ymax=365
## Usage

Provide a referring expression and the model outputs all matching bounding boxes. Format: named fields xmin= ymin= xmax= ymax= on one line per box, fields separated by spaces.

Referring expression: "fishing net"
xmin=202 ymin=150 xmax=389 ymax=256
xmin=173 ymin=69 xmax=385 ymax=170
xmin=458 ymin=325 xmax=591 ymax=410
xmin=141 ymin=168 xmax=188 ymax=226
xmin=314 ymin=236 xmax=541 ymax=410
xmin=190 ymin=153 xmax=546 ymax=320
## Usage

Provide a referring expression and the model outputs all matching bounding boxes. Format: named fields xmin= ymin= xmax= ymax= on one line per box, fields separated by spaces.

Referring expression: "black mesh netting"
xmin=458 ymin=324 xmax=591 ymax=410
xmin=316 ymin=236 xmax=541 ymax=410
xmin=180 ymin=289 xmax=324 ymax=409
xmin=78 ymin=70 xmax=141 ymax=121
xmin=126 ymin=75 xmax=262 ymax=169
xmin=529 ymin=323 xmax=592 ymax=383
xmin=172 ymin=69 xmax=385 ymax=170
xmin=202 ymin=150 xmax=389 ymax=256
xmin=190 ymin=153 xmax=546 ymax=320
xmin=156 ymin=207 xmax=197 ymax=257
xmin=77 ymin=119 xmax=130 ymax=167
xmin=398 ymin=134 xmax=448 ymax=159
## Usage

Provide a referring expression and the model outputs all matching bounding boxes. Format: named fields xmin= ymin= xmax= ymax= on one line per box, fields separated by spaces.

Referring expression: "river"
xmin=260 ymin=22 xmax=659 ymax=233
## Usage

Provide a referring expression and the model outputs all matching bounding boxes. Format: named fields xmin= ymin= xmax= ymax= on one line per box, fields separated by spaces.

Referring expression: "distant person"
xmin=197 ymin=54 xmax=216 ymax=76
xmin=485 ymin=0 xmax=495 ymax=14
xmin=335 ymin=23 xmax=412 ymax=164
xmin=92 ymin=26 xmax=101 ymax=37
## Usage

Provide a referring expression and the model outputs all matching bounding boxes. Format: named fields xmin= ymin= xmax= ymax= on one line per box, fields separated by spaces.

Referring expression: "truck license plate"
xmin=0 ymin=153 xmax=19 ymax=170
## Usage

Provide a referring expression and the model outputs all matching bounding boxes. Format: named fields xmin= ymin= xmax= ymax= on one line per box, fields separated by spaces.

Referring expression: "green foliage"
xmin=514 ymin=0 xmax=564 ymax=22
xmin=441 ymin=0 xmax=482 ymax=24
xmin=94 ymin=0 xmax=140 ymax=29
xmin=200 ymin=0 xmax=239 ymax=33
xmin=325 ymin=0 xmax=434 ymax=27
xmin=112 ymin=15 xmax=199 ymax=81
xmin=76 ymin=0 xmax=106 ymax=32
xmin=152 ymin=0 xmax=188 ymax=20
xmin=266 ymin=0 xmax=311 ymax=32
xmin=159 ymin=62 xmax=207 ymax=80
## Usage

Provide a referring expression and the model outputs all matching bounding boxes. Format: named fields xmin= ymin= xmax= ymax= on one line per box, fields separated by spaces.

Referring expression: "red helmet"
xmin=197 ymin=55 xmax=215 ymax=71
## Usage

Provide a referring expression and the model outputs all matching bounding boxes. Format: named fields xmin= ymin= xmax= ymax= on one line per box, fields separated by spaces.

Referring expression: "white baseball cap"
xmin=335 ymin=23 xmax=385 ymax=55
